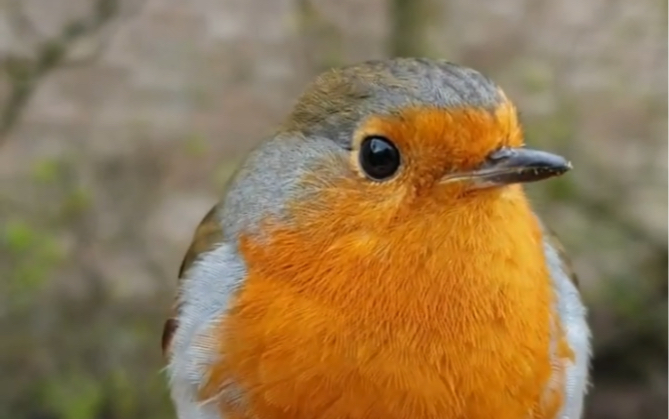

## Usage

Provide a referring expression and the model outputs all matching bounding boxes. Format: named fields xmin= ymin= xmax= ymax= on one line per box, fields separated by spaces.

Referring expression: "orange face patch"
xmin=351 ymin=100 xmax=524 ymax=187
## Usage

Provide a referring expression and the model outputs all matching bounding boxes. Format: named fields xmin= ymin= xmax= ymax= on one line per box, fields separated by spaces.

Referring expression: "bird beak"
xmin=441 ymin=147 xmax=572 ymax=188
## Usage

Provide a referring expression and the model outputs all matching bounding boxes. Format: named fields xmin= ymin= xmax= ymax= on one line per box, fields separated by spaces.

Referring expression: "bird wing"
xmin=162 ymin=205 xmax=225 ymax=357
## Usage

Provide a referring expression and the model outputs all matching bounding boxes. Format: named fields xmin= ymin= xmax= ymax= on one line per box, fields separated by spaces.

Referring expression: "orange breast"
xmin=202 ymin=186 xmax=564 ymax=419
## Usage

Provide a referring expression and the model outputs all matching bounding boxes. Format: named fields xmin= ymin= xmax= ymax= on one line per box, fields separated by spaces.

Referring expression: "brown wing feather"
xmin=161 ymin=205 xmax=225 ymax=357
xmin=543 ymin=225 xmax=579 ymax=289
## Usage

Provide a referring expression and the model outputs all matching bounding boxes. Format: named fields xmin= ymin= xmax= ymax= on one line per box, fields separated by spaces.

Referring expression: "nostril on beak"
xmin=486 ymin=147 xmax=515 ymax=162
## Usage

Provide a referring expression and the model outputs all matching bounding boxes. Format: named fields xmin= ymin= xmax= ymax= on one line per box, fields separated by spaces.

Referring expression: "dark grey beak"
xmin=441 ymin=147 xmax=572 ymax=187
xmin=475 ymin=147 xmax=572 ymax=185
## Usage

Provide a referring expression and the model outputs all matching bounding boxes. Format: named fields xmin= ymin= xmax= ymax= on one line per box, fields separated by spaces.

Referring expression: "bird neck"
xmin=239 ymin=186 xmax=552 ymax=326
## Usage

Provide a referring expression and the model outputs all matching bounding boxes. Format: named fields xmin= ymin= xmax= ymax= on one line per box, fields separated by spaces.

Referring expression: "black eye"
xmin=359 ymin=136 xmax=401 ymax=181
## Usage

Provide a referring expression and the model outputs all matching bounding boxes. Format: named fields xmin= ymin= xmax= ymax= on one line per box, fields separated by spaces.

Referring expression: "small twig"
xmin=0 ymin=0 xmax=148 ymax=144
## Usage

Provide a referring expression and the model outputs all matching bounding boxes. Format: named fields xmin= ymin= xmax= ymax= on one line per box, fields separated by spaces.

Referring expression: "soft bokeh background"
xmin=0 ymin=0 xmax=666 ymax=418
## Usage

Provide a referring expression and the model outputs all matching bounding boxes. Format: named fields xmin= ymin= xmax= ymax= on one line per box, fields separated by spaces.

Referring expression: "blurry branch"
xmin=0 ymin=0 xmax=143 ymax=143
xmin=389 ymin=0 xmax=433 ymax=57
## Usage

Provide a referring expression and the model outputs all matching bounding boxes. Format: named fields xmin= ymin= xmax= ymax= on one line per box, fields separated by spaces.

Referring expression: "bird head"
xmin=220 ymin=58 xmax=571 ymax=247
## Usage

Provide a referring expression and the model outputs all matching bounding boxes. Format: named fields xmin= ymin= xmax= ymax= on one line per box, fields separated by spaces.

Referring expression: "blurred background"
xmin=0 ymin=0 xmax=666 ymax=418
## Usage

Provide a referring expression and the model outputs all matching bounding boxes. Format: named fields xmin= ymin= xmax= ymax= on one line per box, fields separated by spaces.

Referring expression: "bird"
xmin=161 ymin=57 xmax=591 ymax=419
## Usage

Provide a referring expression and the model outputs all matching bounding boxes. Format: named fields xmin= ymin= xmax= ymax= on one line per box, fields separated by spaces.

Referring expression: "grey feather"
xmin=545 ymin=240 xmax=591 ymax=419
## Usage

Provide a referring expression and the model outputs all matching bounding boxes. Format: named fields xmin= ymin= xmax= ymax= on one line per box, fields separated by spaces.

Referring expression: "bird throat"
xmin=204 ymin=188 xmax=560 ymax=419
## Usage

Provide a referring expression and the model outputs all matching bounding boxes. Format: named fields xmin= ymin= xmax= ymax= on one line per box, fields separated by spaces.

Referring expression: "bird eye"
xmin=359 ymin=136 xmax=401 ymax=181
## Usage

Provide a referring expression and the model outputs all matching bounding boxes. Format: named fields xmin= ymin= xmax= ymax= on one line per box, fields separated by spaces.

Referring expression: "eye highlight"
xmin=358 ymin=136 xmax=401 ymax=181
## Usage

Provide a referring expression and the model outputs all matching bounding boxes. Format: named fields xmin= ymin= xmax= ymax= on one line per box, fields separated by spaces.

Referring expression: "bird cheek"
xmin=432 ymin=182 xmax=471 ymax=202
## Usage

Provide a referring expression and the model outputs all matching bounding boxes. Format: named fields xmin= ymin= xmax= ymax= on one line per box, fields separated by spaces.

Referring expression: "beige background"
xmin=0 ymin=0 xmax=666 ymax=418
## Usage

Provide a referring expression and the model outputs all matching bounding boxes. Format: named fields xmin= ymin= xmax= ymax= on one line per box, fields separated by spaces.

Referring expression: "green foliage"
xmin=42 ymin=373 xmax=105 ymax=419
xmin=32 ymin=158 xmax=63 ymax=183
xmin=60 ymin=187 xmax=93 ymax=219
xmin=184 ymin=132 xmax=210 ymax=157
xmin=3 ymin=220 xmax=38 ymax=255
xmin=30 ymin=158 xmax=93 ymax=217
xmin=108 ymin=369 xmax=137 ymax=416
xmin=2 ymin=219 xmax=63 ymax=300
xmin=0 ymin=291 xmax=175 ymax=419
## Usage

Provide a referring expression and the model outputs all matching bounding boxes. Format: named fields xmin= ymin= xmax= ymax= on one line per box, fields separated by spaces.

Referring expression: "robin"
xmin=162 ymin=58 xmax=591 ymax=419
